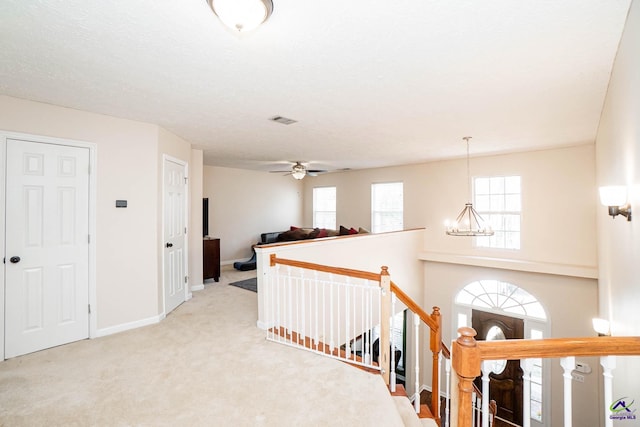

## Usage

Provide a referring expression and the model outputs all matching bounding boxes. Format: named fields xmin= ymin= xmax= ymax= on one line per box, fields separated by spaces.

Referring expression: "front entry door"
xmin=5 ymin=139 xmax=90 ymax=359
xmin=163 ymin=158 xmax=186 ymax=315
xmin=472 ymin=310 xmax=524 ymax=425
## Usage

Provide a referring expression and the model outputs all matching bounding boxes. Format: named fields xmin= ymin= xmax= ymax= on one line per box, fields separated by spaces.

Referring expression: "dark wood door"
xmin=472 ymin=310 xmax=524 ymax=425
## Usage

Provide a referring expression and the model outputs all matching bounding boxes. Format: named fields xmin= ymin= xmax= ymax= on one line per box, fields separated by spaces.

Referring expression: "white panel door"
xmin=5 ymin=139 xmax=90 ymax=358
xmin=163 ymin=158 xmax=186 ymax=315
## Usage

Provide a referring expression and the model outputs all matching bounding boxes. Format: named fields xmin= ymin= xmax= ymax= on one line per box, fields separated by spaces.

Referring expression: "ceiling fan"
xmin=269 ymin=161 xmax=328 ymax=180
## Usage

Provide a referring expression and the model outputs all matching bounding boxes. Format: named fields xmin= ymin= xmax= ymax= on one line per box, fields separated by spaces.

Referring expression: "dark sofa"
xmin=233 ymin=226 xmax=370 ymax=271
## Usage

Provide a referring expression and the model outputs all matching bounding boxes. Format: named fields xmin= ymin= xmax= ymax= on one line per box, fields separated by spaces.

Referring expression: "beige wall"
xmin=203 ymin=166 xmax=303 ymax=263
xmin=189 ymin=149 xmax=204 ymax=289
xmin=0 ymin=95 xmax=160 ymax=329
xmin=0 ymin=95 xmax=198 ymax=332
xmin=304 ymin=144 xmax=597 ymax=268
xmin=595 ymin=0 xmax=640 ymax=413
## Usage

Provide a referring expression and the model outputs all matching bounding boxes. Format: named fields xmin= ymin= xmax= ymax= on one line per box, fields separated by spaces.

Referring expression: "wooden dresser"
xmin=203 ymin=238 xmax=220 ymax=282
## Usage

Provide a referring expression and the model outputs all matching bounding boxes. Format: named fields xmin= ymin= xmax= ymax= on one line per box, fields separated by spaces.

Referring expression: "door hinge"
xmin=88 ymin=234 xmax=91 ymax=244
xmin=185 ymin=227 xmax=187 ymax=234
xmin=184 ymin=177 xmax=188 ymax=184
xmin=88 ymin=304 xmax=91 ymax=314
xmin=184 ymin=275 xmax=188 ymax=284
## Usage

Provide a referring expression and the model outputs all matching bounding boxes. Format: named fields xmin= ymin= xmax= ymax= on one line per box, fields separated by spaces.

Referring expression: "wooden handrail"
xmin=452 ymin=327 xmax=640 ymax=427
xmin=441 ymin=341 xmax=451 ymax=359
xmin=270 ymin=254 xmax=381 ymax=282
xmin=389 ymin=282 xmax=439 ymax=332
xmin=477 ymin=335 xmax=640 ymax=360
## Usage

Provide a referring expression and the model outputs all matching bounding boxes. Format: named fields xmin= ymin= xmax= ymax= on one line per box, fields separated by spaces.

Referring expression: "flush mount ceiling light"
xmin=445 ymin=137 xmax=494 ymax=237
xmin=206 ymin=0 xmax=273 ymax=33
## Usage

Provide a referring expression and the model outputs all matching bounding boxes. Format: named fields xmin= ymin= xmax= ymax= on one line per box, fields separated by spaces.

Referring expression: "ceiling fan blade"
xmin=307 ymin=169 xmax=328 ymax=174
xmin=269 ymin=170 xmax=291 ymax=173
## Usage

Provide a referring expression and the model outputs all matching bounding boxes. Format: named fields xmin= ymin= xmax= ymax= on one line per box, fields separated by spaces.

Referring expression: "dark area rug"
xmin=229 ymin=277 xmax=257 ymax=293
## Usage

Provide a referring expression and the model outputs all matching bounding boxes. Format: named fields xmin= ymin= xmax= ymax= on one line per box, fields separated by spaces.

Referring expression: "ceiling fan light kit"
xmin=269 ymin=161 xmax=329 ymax=180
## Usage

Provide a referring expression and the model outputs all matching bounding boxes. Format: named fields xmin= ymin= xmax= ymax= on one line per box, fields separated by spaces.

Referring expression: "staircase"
xmin=265 ymin=254 xmax=444 ymax=426
xmin=391 ymin=384 xmax=438 ymax=427
xmin=270 ymin=323 xmax=439 ymax=426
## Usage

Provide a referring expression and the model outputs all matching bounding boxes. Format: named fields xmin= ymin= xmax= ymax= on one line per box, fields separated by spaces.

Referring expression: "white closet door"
xmin=5 ymin=139 xmax=90 ymax=358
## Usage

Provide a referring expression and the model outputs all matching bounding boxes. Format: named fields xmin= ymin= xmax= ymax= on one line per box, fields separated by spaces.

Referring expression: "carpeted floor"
xmin=0 ymin=266 xmax=405 ymax=427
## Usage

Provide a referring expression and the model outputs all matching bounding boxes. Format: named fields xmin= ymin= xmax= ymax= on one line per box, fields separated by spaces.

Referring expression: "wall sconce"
xmin=592 ymin=317 xmax=611 ymax=336
xmin=599 ymin=186 xmax=632 ymax=221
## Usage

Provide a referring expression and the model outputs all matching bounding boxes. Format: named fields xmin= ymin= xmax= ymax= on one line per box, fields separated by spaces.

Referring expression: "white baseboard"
xmin=191 ymin=283 xmax=205 ymax=292
xmin=256 ymin=320 xmax=269 ymax=330
xmin=419 ymin=383 xmax=449 ymax=399
xmin=94 ymin=314 xmax=164 ymax=338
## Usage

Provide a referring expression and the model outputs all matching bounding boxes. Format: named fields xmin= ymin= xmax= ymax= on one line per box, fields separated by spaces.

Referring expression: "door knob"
xmin=9 ymin=256 xmax=21 ymax=263
xmin=166 ymin=243 xmax=173 ymax=248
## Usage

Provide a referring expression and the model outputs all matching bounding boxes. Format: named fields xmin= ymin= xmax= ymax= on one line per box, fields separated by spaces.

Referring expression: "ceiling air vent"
xmin=269 ymin=115 xmax=297 ymax=125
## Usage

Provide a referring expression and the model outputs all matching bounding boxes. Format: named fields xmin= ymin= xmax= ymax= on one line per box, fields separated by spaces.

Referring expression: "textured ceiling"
xmin=0 ymin=0 xmax=632 ymax=172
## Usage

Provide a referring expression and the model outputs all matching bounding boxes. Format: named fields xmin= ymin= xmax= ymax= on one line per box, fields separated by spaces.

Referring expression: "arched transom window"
xmin=455 ymin=280 xmax=547 ymax=320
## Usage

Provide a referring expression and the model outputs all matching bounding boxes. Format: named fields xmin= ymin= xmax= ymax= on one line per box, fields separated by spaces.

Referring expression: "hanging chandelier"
xmin=445 ymin=137 xmax=494 ymax=237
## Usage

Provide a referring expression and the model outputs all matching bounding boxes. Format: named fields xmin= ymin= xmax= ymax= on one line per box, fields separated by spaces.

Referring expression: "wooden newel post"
xmin=452 ymin=327 xmax=481 ymax=427
xmin=430 ymin=307 xmax=442 ymax=426
xmin=379 ymin=266 xmax=391 ymax=386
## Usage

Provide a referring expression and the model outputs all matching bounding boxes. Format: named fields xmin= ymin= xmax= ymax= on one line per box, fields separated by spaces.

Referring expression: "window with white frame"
xmin=371 ymin=182 xmax=403 ymax=233
xmin=313 ymin=186 xmax=336 ymax=229
xmin=474 ymin=176 xmax=521 ymax=249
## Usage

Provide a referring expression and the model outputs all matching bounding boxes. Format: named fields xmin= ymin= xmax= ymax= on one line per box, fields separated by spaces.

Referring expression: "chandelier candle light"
xmin=445 ymin=137 xmax=494 ymax=237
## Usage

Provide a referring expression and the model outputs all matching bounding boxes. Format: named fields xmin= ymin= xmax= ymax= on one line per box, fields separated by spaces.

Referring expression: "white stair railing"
xmin=266 ymin=255 xmax=445 ymax=426
xmin=266 ymin=262 xmax=384 ymax=372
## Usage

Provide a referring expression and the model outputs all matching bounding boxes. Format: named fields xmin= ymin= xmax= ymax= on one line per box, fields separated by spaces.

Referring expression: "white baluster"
xmin=481 ymin=360 xmax=492 ymax=427
xmin=336 ymin=281 xmax=341 ymax=355
xmin=351 ymin=282 xmax=356 ymax=361
xmin=314 ymin=272 xmax=319 ymax=351
xmin=560 ymin=356 xmax=575 ymax=427
xmin=321 ymin=281 xmax=327 ymax=353
xmin=414 ymin=313 xmax=420 ymax=413
xmin=521 ymin=358 xmax=533 ymax=427
xmin=445 ymin=357 xmax=451 ymax=427
xmin=601 ymin=355 xmax=616 ymax=427
xmin=275 ymin=266 xmax=281 ymax=343
xmin=364 ymin=286 xmax=371 ymax=365
xmin=390 ymin=292 xmax=397 ymax=392
xmin=329 ymin=273 xmax=334 ymax=352
xmin=345 ymin=278 xmax=350 ymax=359
xmin=438 ymin=352 xmax=442 ymax=411
xmin=299 ymin=271 xmax=304 ymax=345
xmin=471 ymin=390 xmax=477 ymax=427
